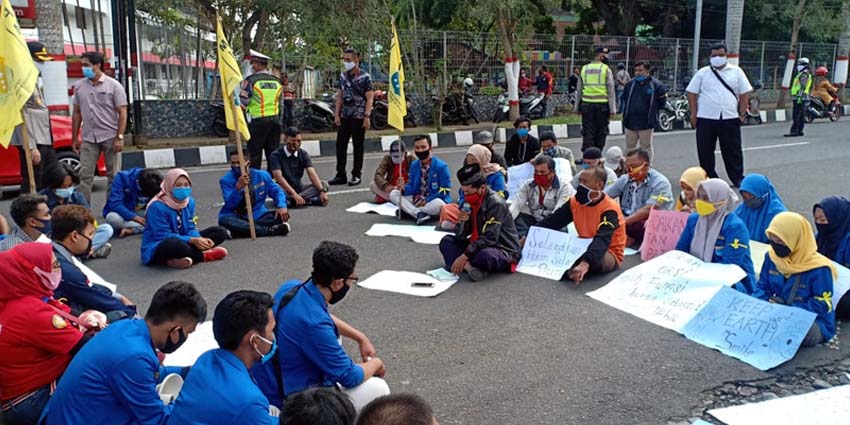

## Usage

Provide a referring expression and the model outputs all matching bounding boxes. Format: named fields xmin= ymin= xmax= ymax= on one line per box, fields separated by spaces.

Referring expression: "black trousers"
xmin=247 ymin=117 xmax=281 ymax=171
xmin=19 ymin=144 xmax=57 ymax=193
xmin=151 ymin=226 xmax=229 ymax=265
xmin=335 ymin=117 xmax=366 ymax=178
xmin=789 ymin=101 xmax=806 ymax=135
xmin=283 ymin=100 xmax=295 ymax=128
xmin=696 ymin=118 xmax=745 ymax=186
xmin=580 ymin=102 xmax=610 ymax=152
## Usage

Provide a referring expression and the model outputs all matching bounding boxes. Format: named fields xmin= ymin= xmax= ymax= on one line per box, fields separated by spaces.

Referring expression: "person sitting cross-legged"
xmin=0 ymin=194 xmax=51 ymax=251
xmin=538 ymin=130 xmax=576 ymax=173
xmin=103 ymin=167 xmax=163 ymax=238
xmin=813 ymin=196 xmax=850 ymax=319
xmin=269 ymin=127 xmax=330 ymax=208
xmin=281 ymin=387 xmax=357 ymax=425
xmin=439 ymin=165 xmax=520 ymax=282
xmin=389 ymin=135 xmax=451 ymax=225
xmin=219 ymin=151 xmax=291 ymax=238
xmin=356 ymin=394 xmax=439 ymax=425
xmin=676 ymin=167 xmax=708 ymax=213
xmin=509 ymin=155 xmax=574 ymax=237
xmin=570 ymin=147 xmax=617 ymax=189
xmin=371 ymin=140 xmax=414 ymax=204
xmin=733 ymin=173 xmax=787 ymax=244
xmin=439 ymin=145 xmax=509 ymax=231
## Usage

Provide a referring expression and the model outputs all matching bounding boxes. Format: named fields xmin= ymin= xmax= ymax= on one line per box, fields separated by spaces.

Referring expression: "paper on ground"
xmin=347 ymin=202 xmax=399 ymax=217
xmin=517 ymin=226 xmax=592 ymax=280
xmin=624 ymin=247 xmax=639 ymax=256
xmin=163 ymin=321 xmax=217 ymax=366
xmin=708 ymin=385 xmax=850 ymax=425
xmin=427 ymin=268 xmax=459 ymax=282
xmin=365 ymin=223 xmax=451 ymax=244
xmin=358 ymin=270 xmax=459 ymax=297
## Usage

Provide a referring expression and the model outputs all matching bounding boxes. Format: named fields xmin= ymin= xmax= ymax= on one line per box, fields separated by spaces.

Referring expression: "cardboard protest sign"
xmin=640 ymin=209 xmax=691 ymax=261
xmin=708 ymin=384 xmax=850 ymax=425
xmin=507 ymin=158 xmax=572 ymax=202
xmin=516 ymin=226 xmax=592 ymax=280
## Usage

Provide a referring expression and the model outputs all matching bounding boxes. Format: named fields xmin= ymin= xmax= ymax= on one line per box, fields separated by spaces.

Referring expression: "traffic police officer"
xmin=575 ymin=47 xmax=617 ymax=152
xmin=240 ymin=50 xmax=283 ymax=171
xmin=786 ymin=57 xmax=812 ymax=137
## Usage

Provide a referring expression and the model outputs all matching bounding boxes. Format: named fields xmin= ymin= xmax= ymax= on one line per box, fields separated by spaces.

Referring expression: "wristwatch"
xmin=117 ymin=134 xmax=124 ymax=140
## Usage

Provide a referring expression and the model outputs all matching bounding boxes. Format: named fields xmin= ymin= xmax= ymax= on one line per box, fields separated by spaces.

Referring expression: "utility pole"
xmin=692 ymin=0 xmax=703 ymax=75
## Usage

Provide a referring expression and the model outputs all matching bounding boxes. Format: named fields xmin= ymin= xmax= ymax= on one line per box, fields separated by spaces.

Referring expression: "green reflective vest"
xmin=245 ymin=74 xmax=282 ymax=118
xmin=580 ymin=62 xmax=610 ymax=103
xmin=790 ymin=71 xmax=812 ymax=99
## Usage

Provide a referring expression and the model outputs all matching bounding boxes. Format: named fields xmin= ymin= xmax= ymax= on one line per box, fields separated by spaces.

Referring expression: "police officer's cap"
xmin=249 ymin=49 xmax=271 ymax=64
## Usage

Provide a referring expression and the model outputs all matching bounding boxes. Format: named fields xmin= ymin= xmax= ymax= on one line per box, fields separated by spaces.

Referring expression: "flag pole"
xmin=230 ymin=90 xmax=256 ymax=240
xmin=19 ymin=113 xmax=37 ymax=194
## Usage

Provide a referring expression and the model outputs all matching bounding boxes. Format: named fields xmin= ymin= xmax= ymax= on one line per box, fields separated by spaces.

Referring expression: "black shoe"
xmin=308 ymin=196 xmax=324 ymax=206
xmin=415 ymin=212 xmax=430 ymax=225
xmin=467 ymin=266 xmax=488 ymax=282
xmin=348 ymin=176 xmax=362 ymax=186
xmin=784 ymin=133 xmax=800 ymax=137
xmin=329 ymin=175 xmax=347 ymax=185
xmin=270 ymin=223 xmax=290 ymax=236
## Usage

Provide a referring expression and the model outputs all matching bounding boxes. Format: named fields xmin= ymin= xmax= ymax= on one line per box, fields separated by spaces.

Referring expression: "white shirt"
xmin=686 ymin=64 xmax=753 ymax=120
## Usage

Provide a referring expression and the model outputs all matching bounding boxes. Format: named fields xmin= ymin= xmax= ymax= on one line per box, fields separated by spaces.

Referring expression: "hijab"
xmin=466 ymin=144 xmax=500 ymax=176
xmin=766 ymin=212 xmax=837 ymax=279
xmin=148 ymin=168 xmax=192 ymax=211
xmin=678 ymin=167 xmax=708 ymax=210
xmin=0 ymin=242 xmax=55 ymax=302
xmin=814 ymin=196 xmax=850 ymax=259
xmin=690 ymin=179 xmax=738 ymax=262
xmin=733 ymin=174 xmax=787 ymax=243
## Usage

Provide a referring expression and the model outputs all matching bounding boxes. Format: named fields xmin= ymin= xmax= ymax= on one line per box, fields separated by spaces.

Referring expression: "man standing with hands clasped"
xmin=330 ymin=48 xmax=374 ymax=187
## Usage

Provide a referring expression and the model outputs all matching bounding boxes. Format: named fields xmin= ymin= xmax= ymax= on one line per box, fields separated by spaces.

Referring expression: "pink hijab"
xmin=148 ymin=168 xmax=192 ymax=210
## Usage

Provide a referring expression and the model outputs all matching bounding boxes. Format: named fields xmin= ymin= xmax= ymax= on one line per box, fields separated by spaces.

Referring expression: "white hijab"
xmin=690 ymin=179 xmax=739 ymax=262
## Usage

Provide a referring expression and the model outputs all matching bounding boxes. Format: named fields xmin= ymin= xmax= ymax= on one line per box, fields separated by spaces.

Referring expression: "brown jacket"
xmin=373 ymin=153 xmax=415 ymax=192
xmin=812 ymin=76 xmax=838 ymax=106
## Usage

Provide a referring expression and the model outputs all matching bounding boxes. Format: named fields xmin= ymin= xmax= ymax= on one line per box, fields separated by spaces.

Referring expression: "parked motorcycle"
xmin=744 ymin=80 xmax=763 ymax=125
xmin=806 ymin=96 xmax=842 ymax=123
xmin=657 ymin=93 xmax=690 ymax=132
xmin=437 ymin=91 xmax=478 ymax=125
xmin=493 ymin=91 xmax=547 ymax=123
xmin=371 ymin=90 xmax=417 ymax=130
xmin=303 ymin=93 xmax=337 ymax=133
xmin=211 ymin=102 xmax=229 ymax=137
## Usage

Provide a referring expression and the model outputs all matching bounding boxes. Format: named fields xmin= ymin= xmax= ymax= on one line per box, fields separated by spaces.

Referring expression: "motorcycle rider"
xmin=240 ymin=50 xmax=283 ymax=171
xmin=812 ymin=66 xmax=839 ymax=115
xmin=786 ymin=57 xmax=812 ymax=137
xmin=575 ymin=47 xmax=617 ymax=152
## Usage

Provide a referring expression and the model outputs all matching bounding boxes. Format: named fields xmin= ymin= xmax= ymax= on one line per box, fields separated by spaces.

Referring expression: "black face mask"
xmin=770 ymin=240 xmax=792 ymax=258
xmin=815 ymin=222 xmax=828 ymax=235
xmin=77 ymin=233 xmax=93 ymax=256
xmin=329 ymin=282 xmax=350 ymax=305
xmin=161 ymin=327 xmax=187 ymax=354
xmin=415 ymin=150 xmax=430 ymax=161
xmin=744 ymin=196 xmax=764 ymax=210
xmin=575 ymin=184 xmax=596 ymax=206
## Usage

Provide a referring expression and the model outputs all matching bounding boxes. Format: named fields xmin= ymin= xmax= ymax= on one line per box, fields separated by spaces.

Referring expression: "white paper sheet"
xmin=624 ymin=247 xmax=639 ymax=256
xmin=71 ymin=257 xmax=118 ymax=294
xmin=708 ymin=385 xmax=850 ymax=425
xmin=516 ymin=227 xmax=593 ymax=280
xmin=163 ymin=321 xmax=218 ymax=366
xmin=358 ymin=270 xmax=459 ymax=297
xmin=346 ymin=202 xmax=399 ymax=217
xmin=365 ymin=223 xmax=452 ymax=245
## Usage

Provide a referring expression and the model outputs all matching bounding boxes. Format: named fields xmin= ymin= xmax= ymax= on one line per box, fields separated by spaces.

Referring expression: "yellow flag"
xmin=0 ymin=0 xmax=39 ymax=148
xmin=215 ymin=16 xmax=250 ymax=141
xmin=388 ymin=22 xmax=406 ymax=132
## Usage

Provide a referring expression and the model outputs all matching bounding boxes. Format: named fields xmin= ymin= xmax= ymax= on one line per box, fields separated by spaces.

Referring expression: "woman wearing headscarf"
xmin=439 ymin=145 xmax=507 ymax=230
xmin=675 ymin=179 xmax=756 ymax=293
xmin=0 ymin=243 xmax=103 ymax=424
xmin=370 ymin=140 xmax=414 ymax=203
xmin=733 ymin=174 xmax=787 ymax=243
xmin=676 ymin=166 xmax=708 ymax=212
xmin=141 ymin=169 xmax=229 ymax=268
xmin=753 ymin=212 xmax=837 ymax=347
xmin=813 ymin=196 xmax=850 ymax=319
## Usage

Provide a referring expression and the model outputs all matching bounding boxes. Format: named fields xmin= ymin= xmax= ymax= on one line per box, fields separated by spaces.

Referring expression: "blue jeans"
xmin=2 ymin=384 xmax=50 ymax=425
xmin=219 ymin=211 xmax=282 ymax=238
xmin=93 ymin=223 xmax=114 ymax=250
xmin=616 ymin=88 xmax=624 ymax=114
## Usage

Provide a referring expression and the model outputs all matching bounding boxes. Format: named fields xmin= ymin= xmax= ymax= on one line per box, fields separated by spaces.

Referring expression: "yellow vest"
xmin=580 ymin=62 xmax=610 ymax=103
xmin=245 ymin=74 xmax=282 ymax=118
xmin=790 ymin=72 xmax=812 ymax=99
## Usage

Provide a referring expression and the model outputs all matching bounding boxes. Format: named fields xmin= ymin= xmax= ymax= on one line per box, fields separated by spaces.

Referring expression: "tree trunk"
xmin=497 ymin=6 xmax=520 ymax=121
xmin=776 ymin=0 xmax=808 ymax=109
xmin=836 ymin=0 xmax=850 ymax=102
xmin=725 ymin=0 xmax=745 ymax=66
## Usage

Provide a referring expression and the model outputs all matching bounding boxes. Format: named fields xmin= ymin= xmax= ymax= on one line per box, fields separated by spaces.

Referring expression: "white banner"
xmin=516 ymin=226 xmax=592 ymax=280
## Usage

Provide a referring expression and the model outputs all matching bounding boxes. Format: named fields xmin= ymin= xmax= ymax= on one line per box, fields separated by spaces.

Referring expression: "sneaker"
xmin=348 ymin=176 xmax=362 ymax=186
xmin=329 ymin=175 xmax=348 ymax=185
xmin=467 ymin=266 xmax=488 ymax=282
xmin=415 ymin=212 xmax=431 ymax=225
xmin=202 ymin=247 xmax=228 ymax=262
xmin=270 ymin=222 xmax=291 ymax=236
xmin=166 ymin=257 xmax=193 ymax=269
xmin=91 ymin=243 xmax=112 ymax=259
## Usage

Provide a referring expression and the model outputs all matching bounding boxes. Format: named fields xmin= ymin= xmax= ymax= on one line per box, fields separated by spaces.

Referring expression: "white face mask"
xmin=710 ymin=56 xmax=727 ymax=68
xmin=343 ymin=61 xmax=356 ymax=72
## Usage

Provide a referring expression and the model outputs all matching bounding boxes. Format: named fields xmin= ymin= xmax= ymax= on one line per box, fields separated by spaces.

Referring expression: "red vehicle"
xmin=0 ymin=115 xmax=106 ymax=187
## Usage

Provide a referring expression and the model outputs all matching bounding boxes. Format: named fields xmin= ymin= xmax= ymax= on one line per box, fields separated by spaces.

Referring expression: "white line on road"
xmin=714 ymin=141 xmax=809 ymax=154
xmin=328 ymin=187 xmax=371 ymax=195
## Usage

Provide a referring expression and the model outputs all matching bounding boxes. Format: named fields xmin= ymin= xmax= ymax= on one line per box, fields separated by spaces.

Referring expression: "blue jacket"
xmin=52 ymin=242 xmax=136 ymax=317
xmin=675 ymin=212 xmax=757 ymax=294
xmin=219 ymin=168 xmax=287 ymax=220
xmin=457 ymin=172 xmax=507 ymax=205
xmin=141 ymin=199 xmax=201 ymax=265
xmin=103 ymin=167 xmax=147 ymax=220
xmin=834 ymin=235 xmax=850 ymax=268
xmin=39 ymin=188 xmax=90 ymax=211
xmin=252 ymin=279 xmax=364 ymax=407
xmin=753 ymin=256 xmax=836 ymax=341
xmin=41 ymin=319 xmax=186 ymax=425
xmin=167 ymin=349 xmax=275 ymax=425
xmin=403 ymin=156 xmax=452 ymax=203
xmin=733 ymin=174 xmax=787 ymax=243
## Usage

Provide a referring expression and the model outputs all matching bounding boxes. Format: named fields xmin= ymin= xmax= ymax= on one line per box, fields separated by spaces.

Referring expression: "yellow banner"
xmin=388 ymin=22 xmax=406 ymax=132
xmin=0 ymin=0 xmax=39 ymax=148
xmin=216 ymin=16 xmax=250 ymax=141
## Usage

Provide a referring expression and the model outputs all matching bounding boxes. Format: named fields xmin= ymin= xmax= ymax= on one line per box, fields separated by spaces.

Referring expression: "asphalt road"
xmin=2 ymin=119 xmax=848 ymax=424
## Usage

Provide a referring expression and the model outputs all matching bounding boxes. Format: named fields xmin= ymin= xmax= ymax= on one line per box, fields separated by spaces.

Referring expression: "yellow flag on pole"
xmin=0 ymin=0 xmax=39 ymax=148
xmin=388 ymin=22 xmax=406 ymax=132
xmin=215 ymin=16 xmax=250 ymax=141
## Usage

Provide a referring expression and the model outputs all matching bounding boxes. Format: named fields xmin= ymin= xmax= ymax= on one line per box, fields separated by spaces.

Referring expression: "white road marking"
xmin=714 ymin=141 xmax=809 ymax=154
xmin=328 ymin=187 xmax=372 ymax=195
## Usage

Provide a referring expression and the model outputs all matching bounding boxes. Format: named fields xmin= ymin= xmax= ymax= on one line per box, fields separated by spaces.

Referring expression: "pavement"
xmin=2 ymin=119 xmax=848 ymax=424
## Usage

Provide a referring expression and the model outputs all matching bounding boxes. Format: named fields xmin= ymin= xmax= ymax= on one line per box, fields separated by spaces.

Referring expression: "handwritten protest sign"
xmin=640 ymin=209 xmax=691 ymax=261
xmin=682 ymin=286 xmax=816 ymax=370
xmin=517 ymin=226 xmax=592 ymax=280
xmin=507 ymin=158 xmax=573 ymax=202
xmin=709 ymin=384 xmax=850 ymax=425
xmin=586 ymin=250 xmax=746 ymax=331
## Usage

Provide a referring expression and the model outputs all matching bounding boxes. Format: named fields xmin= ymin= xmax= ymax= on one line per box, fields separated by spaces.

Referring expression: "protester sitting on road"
xmin=504 ymin=117 xmax=540 ymax=166
xmin=0 ymin=243 xmax=96 ymax=425
xmin=103 ymin=167 xmax=163 ymax=238
xmin=570 ymin=147 xmax=617 ymax=189
xmin=734 ymin=174 xmax=787 ymax=244
xmin=538 ymin=130 xmax=576 ymax=173
xmin=474 ymin=130 xmax=508 ymax=175
xmin=813 ymin=196 xmax=850 ymax=319
xmin=252 ymin=241 xmax=390 ymax=412
xmin=269 ymin=127 xmax=330 ymax=208
xmin=753 ymin=212 xmax=837 ymax=347
xmin=0 ymin=194 xmax=51 ymax=251
xmin=389 ymin=135 xmax=451 ymax=225
xmin=356 ymin=394 xmax=439 ymax=425
xmin=605 ymin=148 xmax=674 ymax=248
xmin=41 ymin=281 xmax=206 ymax=424
xmin=371 ymin=140 xmax=414 ymax=204
xmin=531 ymin=167 xmax=627 ymax=283
xmin=40 ymin=163 xmax=113 ymax=259
xmin=51 ymin=205 xmax=137 ymax=319
xmin=142 ymin=168 xmax=229 ymax=269
xmin=439 ymin=166 xmax=520 ymax=282
xmin=280 ymin=387 xmax=357 ymax=425
xmin=676 ymin=167 xmax=709 ymax=213
xmin=439 ymin=146 xmax=509 ymax=231
xmin=510 ymin=155 xmax=574 ymax=237
xmin=604 ymin=146 xmax=627 ymax=177
xmin=675 ymin=179 xmax=756 ymax=293
xmin=219 ymin=151 xmax=290 ymax=239
xmin=167 ymin=290 xmax=277 ymax=425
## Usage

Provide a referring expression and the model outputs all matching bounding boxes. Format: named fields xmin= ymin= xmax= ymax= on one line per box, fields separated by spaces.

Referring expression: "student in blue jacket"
xmin=141 ymin=168 xmax=229 ymax=269
xmin=733 ymin=174 xmax=787 ymax=243
xmin=219 ymin=151 xmax=290 ymax=238
xmin=40 ymin=163 xmax=113 ymax=258
xmin=388 ymin=135 xmax=452 ymax=225
xmin=753 ymin=212 xmax=837 ymax=347
xmin=813 ymin=196 xmax=850 ymax=319
xmin=675 ymin=179 xmax=756 ymax=293
xmin=103 ymin=167 xmax=162 ymax=238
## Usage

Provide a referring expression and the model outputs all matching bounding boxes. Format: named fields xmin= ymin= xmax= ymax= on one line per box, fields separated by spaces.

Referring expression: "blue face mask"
xmin=635 ymin=75 xmax=648 ymax=82
xmin=54 ymin=187 xmax=76 ymax=199
xmin=580 ymin=163 xmax=591 ymax=169
xmin=172 ymin=187 xmax=192 ymax=201
xmin=82 ymin=66 xmax=96 ymax=79
xmin=254 ymin=334 xmax=277 ymax=364
xmin=544 ymin=147 xmax=556 ymax=157
xmin=517 ymin=128 xmax=530 ymax=138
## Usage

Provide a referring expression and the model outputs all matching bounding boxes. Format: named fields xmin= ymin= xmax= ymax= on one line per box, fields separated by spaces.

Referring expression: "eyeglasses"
xmin=345 ymin=277 xmax=359 ymax=285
